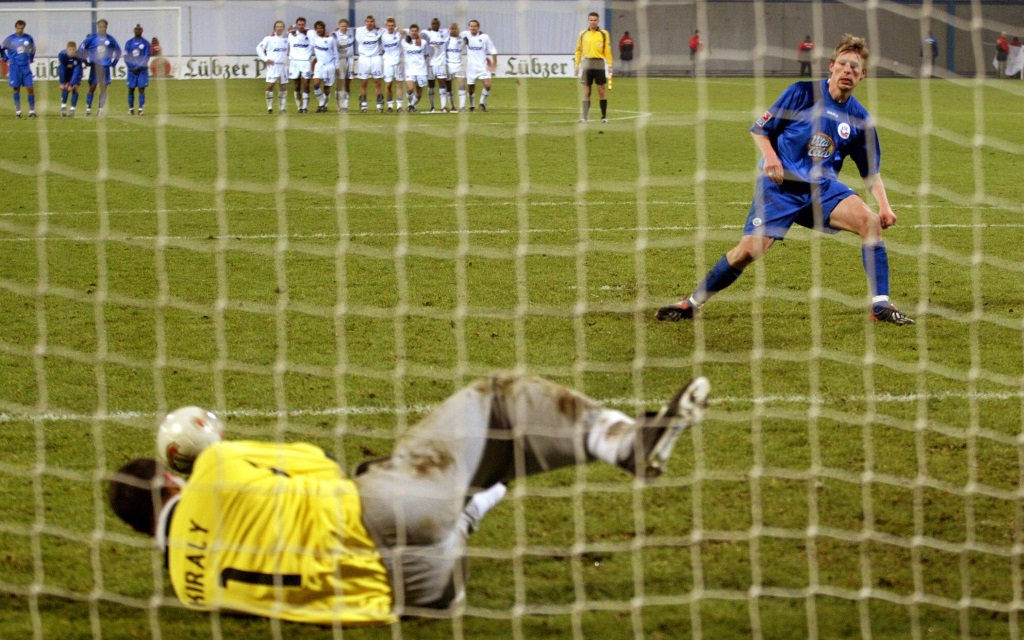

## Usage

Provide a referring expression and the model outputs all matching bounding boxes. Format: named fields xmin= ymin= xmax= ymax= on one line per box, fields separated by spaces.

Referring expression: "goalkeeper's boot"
xmin=28 ymin=111 xmax=36 ymax=118
xmin=138 ymin=109 xmax=144 ymax=116
xmin=623 ymin=377 xmax=710 ymax=479
xmin=871 ymin=302 xmax=915 ymax=326
xmin=15 ymin=111 xmax=21 ymax=118
xmin=656 ymin=299 xmax=697 ymax=321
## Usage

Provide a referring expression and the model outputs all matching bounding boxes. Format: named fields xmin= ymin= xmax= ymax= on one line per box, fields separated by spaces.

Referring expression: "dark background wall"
xmin=609 ymin=0 xmax=1024 ymax=77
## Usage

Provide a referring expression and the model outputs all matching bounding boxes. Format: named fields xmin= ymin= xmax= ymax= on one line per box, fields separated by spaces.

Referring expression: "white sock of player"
xmin=266 ymin=90 xmax=273 ymax=110
xmin=428 ymin=86 xmax=435 ymax=109
xmin=302 ymin=92 xmax=309 ymax=110
xmin=585 ymin=409 xmax=638 ymax=466
xmin=294 ymin=91 xmax=301 ymax=110
xmin=480 ymin=87 xmax=490 ymax=105
xmin=396 ymin=97 xmax=403 ymax=109
xmin=314 ymin=87 xmax=323 ymax=107
xmin=342 ymin=91 xmax=349 ymax=109
xmin=280 ymin=92 xmax=287 ymax=110
xmin=462 ymin=483 xmax=507 ymax=534
xmin=439 ymin=87 xmax=448 ymax=110
xmin=459 ymin=89 xmax=466 ymax=109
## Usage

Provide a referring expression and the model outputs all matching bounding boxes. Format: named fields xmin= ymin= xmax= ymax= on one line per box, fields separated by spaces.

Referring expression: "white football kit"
xmin=287 ymin=29 xmax=313 ymax=79
xmin=381 ymin=30 xmax=403 ymax=82
xmin=355 ymin=26 xmax=383 ymax=79
xmin=310 ymin=32 xmax=338 ymax=85
xmin=401 ymin=37 xmax=429 ymax=87
xmin=445 ymin=34 xmax=465 ymax=78
xmin=333 ymin=28 xmax=354 ymax=79
xmin=256 ymin=34 xmax=289 ymax=82
xmin=463 ymin=31 xmax=497 ymax=84
xmin=422 ymin=29 xmax=450 ymax=80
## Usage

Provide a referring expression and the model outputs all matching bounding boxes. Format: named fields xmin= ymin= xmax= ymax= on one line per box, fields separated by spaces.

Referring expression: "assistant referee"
xmin=574 ymin=12 xmax=613 ymax=123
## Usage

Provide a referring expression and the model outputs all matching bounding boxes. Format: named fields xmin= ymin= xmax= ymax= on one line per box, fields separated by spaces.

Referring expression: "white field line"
xmin=0 ymin=199 xmax=1019 ymax=219
xmin=0 ymin=222 xmax=1021 ymax=244
xmin=1 ymin=388 xmax=1021 ymax=425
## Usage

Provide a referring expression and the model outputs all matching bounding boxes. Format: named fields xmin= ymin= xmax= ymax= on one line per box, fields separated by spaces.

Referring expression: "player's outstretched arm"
xmin=863 ymin=173 xmax=896 ymax=229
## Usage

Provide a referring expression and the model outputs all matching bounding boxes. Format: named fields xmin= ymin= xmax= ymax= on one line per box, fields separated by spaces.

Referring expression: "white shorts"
xmin=406 ymin=74 xmax=427 ymax=88
xmin=467 ymin=68 xmax=491 ymax=85
xmin=429 ymin=61 xmax=448 ymax=80
xmin=265 ymin=62 xmax=287 ymax=83
xmin=447 ymin=60 xmax=464 ymax=78
xmin=314 ymin=63 xmax=336 ymax=86
xmin=357 ymin=56 xmax=382 ymax=80
xmin=289 ymin=59 xmax=312 ymax=80
xmin=383 ymin=61 xmax=403 ymax=83
xmin=337 ymin=58 xmax=351 ymax=80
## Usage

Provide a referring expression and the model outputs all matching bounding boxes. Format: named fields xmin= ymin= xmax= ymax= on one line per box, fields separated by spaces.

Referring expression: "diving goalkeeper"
xmin=108 ymin=372 xmax=710 ymax=624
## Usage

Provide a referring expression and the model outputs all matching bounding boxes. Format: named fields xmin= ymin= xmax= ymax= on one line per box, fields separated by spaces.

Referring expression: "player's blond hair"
xmin=831 ymin=34 xmax=869 ymax=64
xmin=386 ymin=16 xmax=396 ymax=25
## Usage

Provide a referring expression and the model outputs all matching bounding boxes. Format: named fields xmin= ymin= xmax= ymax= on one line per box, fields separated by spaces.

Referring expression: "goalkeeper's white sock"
xmin=458 ymin=89 xmax=466 ymax=109
xmin=480 ymin=87 xmax=490 ymax=105
xmin=462 ymin=483 xmax=507 ymax=534
xmin=585 ymin=410 xmax=637 ymax=465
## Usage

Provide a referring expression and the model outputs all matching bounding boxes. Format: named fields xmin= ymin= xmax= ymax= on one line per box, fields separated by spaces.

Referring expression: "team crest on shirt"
xmin=808 ymin=133 xmax=835 ymax=159
xmin=755 ymin=110 xmax=773 ymax=128
xmin=837 ymin=122 xmax=851 ymax=139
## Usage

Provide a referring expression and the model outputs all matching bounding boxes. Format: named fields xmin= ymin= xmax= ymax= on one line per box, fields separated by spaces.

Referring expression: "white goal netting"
xmin=1 ymin=0 xmax=1023 ymax=638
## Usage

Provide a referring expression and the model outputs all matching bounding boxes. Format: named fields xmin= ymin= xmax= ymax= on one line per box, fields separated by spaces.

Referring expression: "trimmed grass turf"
xmin=1 ymin=75 xmax=1023 ymax=639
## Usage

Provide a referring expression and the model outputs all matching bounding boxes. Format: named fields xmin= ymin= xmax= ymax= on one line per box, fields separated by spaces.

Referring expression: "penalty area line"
xmin=1 ymin=388 xmax=1021 ymax=425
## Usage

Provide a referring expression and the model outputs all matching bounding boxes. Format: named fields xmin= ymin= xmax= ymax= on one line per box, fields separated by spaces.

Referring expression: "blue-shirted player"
xmin=1 ymin=20 xmax=36 ymax=118
xmin=57 ymin=41 xmax=85 ymax=117
xmin=79 ymin=19 xmax=121 ymax=116
xmin=658 ymin=34 xmax=914 ymax=326
xmin=123 ymin=24 xmax=151 ymax=115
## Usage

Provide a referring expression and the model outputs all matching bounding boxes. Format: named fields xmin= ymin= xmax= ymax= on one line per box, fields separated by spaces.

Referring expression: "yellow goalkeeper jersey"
xmin=575 ymin=28 xmax=613 ymax=67
xmin=167 ymin=441 xmax=395 ymax=626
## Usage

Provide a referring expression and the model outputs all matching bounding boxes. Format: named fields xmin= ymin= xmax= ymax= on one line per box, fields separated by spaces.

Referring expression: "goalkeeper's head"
xmin=108 ymin=459 xmax=183 ymax=535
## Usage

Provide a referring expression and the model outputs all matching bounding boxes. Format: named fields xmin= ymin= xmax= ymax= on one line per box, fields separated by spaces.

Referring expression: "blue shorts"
xmin=7 ymin=65 xmax=33 ymax=89
xmin=88 ymin=65 xmax=112 ymax=86
xmin=59 ymin=66 xmax=83 ymax=87
xmin=743 ymin=177 xmax=858 ymax=239
xmin=127 ymin=67 xmax=149 ymax=89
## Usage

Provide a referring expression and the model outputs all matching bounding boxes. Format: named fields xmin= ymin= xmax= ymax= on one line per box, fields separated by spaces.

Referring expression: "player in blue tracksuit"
xmin=1 ymin=20 xmax=36 ymax=117
xmin=657 ymin=34 xmax=914 ymax=326
xmin=123 ymin=24 xmax=151 ymax=115
xmin=79 ymin=19 xmax=121 ymax=116
xmin=57 ymin=42 xmax=85 ymax=117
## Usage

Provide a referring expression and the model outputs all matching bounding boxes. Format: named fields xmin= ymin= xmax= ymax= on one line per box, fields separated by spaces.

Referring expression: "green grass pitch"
xmin=1 ymin=76 xmax=1022 ymax=639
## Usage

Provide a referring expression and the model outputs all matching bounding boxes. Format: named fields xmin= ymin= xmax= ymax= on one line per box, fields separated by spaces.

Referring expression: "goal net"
xmin=1 ymin=0 xmax=1022 ymax=638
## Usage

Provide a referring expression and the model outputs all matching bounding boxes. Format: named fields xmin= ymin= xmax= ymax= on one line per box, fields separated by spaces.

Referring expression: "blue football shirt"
xmin=750 ymin=79 xmax=881 ymax=184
